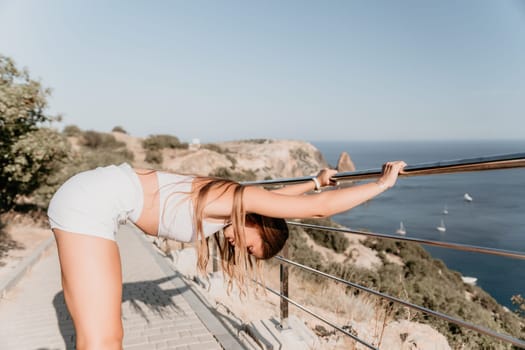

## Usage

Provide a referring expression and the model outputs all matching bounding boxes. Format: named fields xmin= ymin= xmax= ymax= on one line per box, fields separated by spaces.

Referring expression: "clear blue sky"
xmin=1 ymin=0 xmax=524 ymax=142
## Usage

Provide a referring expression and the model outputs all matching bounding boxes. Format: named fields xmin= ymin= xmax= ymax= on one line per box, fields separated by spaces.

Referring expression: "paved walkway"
xmin=0 ymin=224 xmax=245 ymax=350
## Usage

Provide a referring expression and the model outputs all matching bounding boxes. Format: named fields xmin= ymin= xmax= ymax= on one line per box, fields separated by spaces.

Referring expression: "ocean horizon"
xmin=311 ymin=139 xmax=525 ymax=310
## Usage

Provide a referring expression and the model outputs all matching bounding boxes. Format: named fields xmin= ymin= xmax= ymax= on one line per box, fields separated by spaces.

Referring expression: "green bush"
xmin=5 ymin=128 xmax=71 ymax=207
xmin=80 ymin=149 xmax=133 ymax=168
xmin=63 ymin=124 xmax=82 ymax=136
xmin=0 ymin=55 xmax=69 ymax=212
xmin=289 ymin=147 xmax=310 ymax=163
xmin=282 ymin=220 xmax=524 ymax=348
xmin=118 ymin=148 xmax=135 ymax=162
xmin=245 ymin=139 xmax=272 ymax=144
xmin=201 ymin=143 xmax=224 ymax=153
xmin=300 ymin=218 xmax=349 ymax=253
xmin=361 ymin=237 xmax=524 ymax=347
xmin=226 ymin=154 xmax=237 ymax=168
xmin=209 ymin=167 xmax=257 ymax=182
xmin=143 ymin=134 xmax=188 ymax=150
xmin=287 ymin=224 xmax=324 ymax=271
xmin=81 ymin=130 xmax=125 ymax=149
xmin=112 ymin=125 xmax=127 ymax=134
xmin=145 ymin=149 xmax=163 ymax=164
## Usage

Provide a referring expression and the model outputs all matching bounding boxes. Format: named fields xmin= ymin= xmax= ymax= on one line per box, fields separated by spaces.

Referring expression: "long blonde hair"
xmin=191 ymin=176 xmax=289 ymax=294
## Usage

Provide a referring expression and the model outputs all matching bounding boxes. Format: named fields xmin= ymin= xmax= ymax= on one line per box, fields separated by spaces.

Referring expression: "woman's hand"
xmin=316 ymin=168 xmax=338 ymax=187
xmin=377 ymin=161 xmax=407 ymax=189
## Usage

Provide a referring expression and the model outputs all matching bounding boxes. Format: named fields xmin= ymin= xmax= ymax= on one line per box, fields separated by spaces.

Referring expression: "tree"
xmin=0 ymin=54 xmax=69 ymax=212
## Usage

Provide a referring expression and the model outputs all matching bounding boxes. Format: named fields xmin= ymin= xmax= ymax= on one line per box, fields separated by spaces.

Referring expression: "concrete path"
xmin=0 ymin=224 xmax=245 ymax=350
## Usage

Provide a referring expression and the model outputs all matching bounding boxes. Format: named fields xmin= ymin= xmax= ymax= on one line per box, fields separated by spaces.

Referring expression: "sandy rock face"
xmin=160 ymin=139 xmax=328 ymax=179
xmin=163 ymin=149 xmax=233 ymax=176
xmin=216 ymin=139 xmax=328 ymax=179
xmin=113 ymin=134 xmax=328 ymax=179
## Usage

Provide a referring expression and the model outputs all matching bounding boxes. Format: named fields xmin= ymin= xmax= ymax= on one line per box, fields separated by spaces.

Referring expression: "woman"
xmin=47 ymin=160 xmax=406 ymax=349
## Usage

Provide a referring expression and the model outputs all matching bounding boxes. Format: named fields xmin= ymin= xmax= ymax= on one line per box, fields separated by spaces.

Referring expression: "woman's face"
xmin=223 ymin=222 xmax=264 ymax=258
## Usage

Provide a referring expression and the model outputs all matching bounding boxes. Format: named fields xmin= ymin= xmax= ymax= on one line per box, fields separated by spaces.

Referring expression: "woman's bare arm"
xmin=243 ymin=161 xmax=406 ymax=218
xmin=201 ymin=161 xmax=405 ymax=220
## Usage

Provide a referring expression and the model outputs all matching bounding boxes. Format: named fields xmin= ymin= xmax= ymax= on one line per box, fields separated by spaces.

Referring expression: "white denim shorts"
xmin=47 ymin=163 xmax=143 ymax=241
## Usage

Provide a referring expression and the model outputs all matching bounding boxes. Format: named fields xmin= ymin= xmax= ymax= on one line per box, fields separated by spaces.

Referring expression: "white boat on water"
xmin=442 ymin=205 xmax=448 ymax=215
xmin=437 ymin=219 xmax=446 ymax=232
xmin=464 ymin=193 xmax=473 ymax=202
xmin=461 ymin=276 xmax=477 ymax=285
xmin=396 ymin=221 xmax=406 ymax=235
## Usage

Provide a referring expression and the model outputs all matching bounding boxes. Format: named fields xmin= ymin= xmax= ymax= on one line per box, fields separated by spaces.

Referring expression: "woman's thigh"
xmin=53 ymin=228 xmax=123 ymax=348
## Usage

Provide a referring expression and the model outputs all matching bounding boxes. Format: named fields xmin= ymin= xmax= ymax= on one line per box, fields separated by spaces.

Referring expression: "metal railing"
xmin=243 ymin=152 xmax=525 ymax=186
xmin=244 ymin=152 xmax=525 ymax=349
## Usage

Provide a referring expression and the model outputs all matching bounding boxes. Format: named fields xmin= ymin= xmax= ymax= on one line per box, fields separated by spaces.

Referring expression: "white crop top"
xmin=156 ymin=171 xmax=227 ymax=242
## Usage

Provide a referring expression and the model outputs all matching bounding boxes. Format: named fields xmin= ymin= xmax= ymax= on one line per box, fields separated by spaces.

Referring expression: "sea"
xmin=311 ymin=140 xmax=525 ymax=310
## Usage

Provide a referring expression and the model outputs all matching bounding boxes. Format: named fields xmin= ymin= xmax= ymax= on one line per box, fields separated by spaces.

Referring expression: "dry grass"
xmin=153 ymin=230 xmax=452 ymax=349
xmin=262 ymin=263 xmax=409 ymax=349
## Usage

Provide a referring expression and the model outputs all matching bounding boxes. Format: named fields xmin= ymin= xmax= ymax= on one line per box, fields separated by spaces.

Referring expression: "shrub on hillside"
xmin=30 ymin=144 xmax=133 ymax=210
xmin=81 ymin=130 xmax=126 ymax=149
xmin=143 ymin=134 xmax=188 ymax=150
xmin=201 ymin=143 xmax=224 ymax=153
xmin=362 ymin=237 xmax=524 ymax=347
xmin=53 ymin=130 xmax=135 ymax=180
xmin=63 ymin=124 xmax=82 ymax=136
xmin=300 ymin=218 xmax=349 ymax=253
xmin=145 ymin=149 xmax=163 ymax=164
xmin=7 ymin=128 xmax=71 ymax=208
xmin=287 ymin=224 xmax=324 ymax=271
xmin=245 ymin=139 xmax=272 ymax=144
xmin=209 ymin=167 xmax=257 ymax=182
xmin=283 ymin=222 xmax=524 ymax=348
xmin=112 ymin=125 xmax=127 ymax=134
xmin=81 ymin=149 xmax=134 ymax=168
xmin=290 ymin=147 xmax=310 ymax=163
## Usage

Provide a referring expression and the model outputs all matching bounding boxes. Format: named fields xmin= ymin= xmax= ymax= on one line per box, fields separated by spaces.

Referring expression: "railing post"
xmin=279 ymin=243 xmax=289 ymax=329
xmin=212 ymin=238 xmax=218 ymax=273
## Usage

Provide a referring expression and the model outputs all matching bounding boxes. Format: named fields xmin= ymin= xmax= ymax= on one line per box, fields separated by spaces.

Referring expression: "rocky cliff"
xmin=114 ymin=132 xmax=328 ymax=179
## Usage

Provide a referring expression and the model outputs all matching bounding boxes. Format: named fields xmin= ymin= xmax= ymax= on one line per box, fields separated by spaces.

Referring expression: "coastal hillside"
xmin=112 ymin=131 xmax=328 ymax=180
xmin=2 ymin=126 xmax=524 ymax=349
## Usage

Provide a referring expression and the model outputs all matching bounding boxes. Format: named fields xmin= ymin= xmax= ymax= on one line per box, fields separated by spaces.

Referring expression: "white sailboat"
xmin=461 ymin=276 xmax=477 ymax=285
xmin=396 ymin=221 xmax=406 ymax=235
xmin=436 ymin=219 xmax=446 ymax=232
xmin=464 ymin=193 xmax=473 ymax=202
xmin=442 ymin=205 xmax=448 ymax=215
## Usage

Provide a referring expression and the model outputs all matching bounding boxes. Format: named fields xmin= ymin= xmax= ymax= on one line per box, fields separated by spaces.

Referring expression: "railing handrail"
xmin=288 ymin=222 xmax=525 ymax=260
xmin=242 ymin=152 xmax=525 ymax=186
